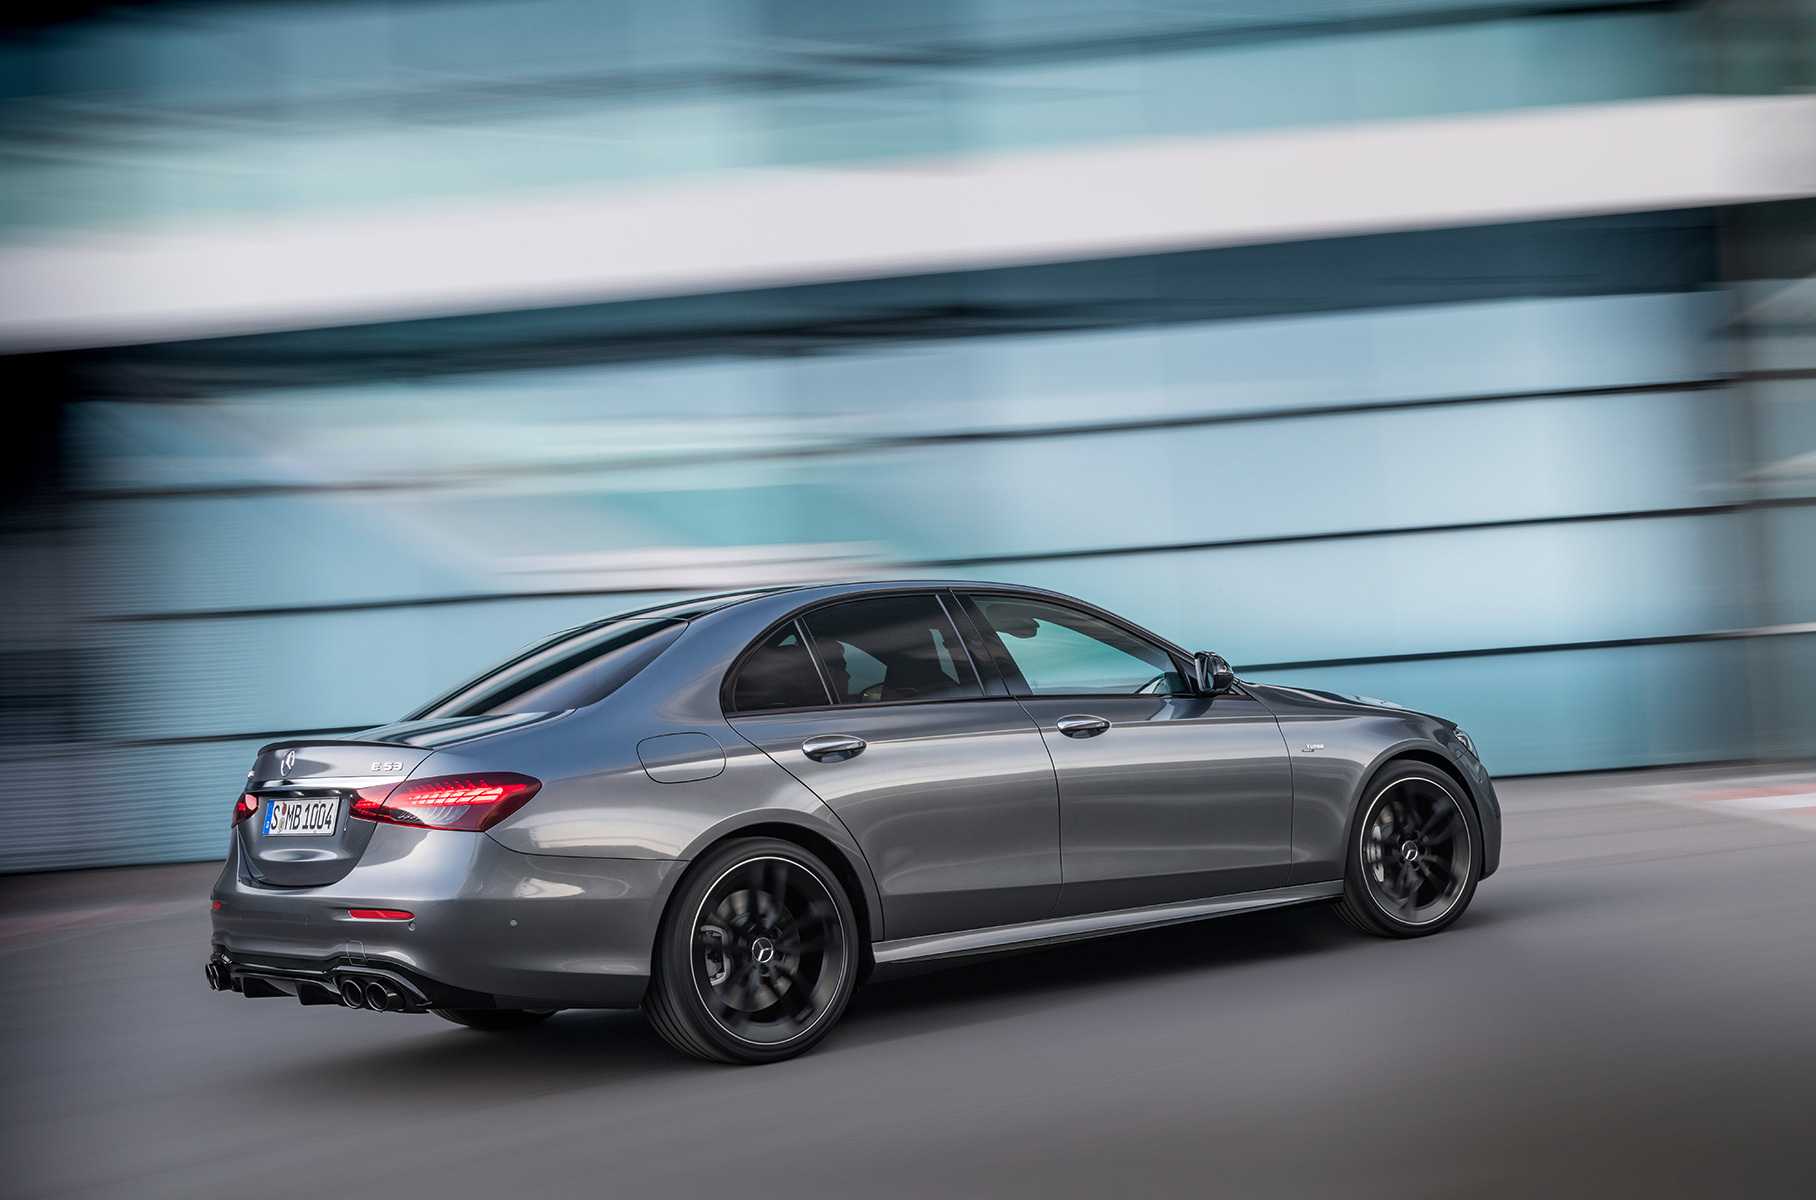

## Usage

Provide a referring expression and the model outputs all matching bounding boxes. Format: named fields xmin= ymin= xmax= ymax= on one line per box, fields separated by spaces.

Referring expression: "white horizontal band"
xmin=3 ymin=94 xmax=1813 ymax=351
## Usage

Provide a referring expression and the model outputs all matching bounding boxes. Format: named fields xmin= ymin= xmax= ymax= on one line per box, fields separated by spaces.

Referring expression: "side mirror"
xmin=1192 ymin=651 xmax=1236 ymax=696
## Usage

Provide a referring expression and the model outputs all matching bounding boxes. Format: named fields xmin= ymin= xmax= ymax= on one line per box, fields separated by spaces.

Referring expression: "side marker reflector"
xmin=347 ymin=908 xmax=415 ymax=922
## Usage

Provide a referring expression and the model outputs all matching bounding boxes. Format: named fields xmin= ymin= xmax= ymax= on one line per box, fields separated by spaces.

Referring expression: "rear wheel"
xmin=644 ymin=837 xmax=858 ymax=1064
xmin=1335 ymin=762 xmax=1481 ymax=938
xmin=431 ymin=1008 xmax=556 ymax=1031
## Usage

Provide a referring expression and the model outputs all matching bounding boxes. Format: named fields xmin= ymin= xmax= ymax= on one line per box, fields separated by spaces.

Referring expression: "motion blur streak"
xmin=1 ymin=3 xmax=1814 ymax=886
xmin=5 ymin=94 xmax=1814 ymax=349
xmin=6 ymin=766 xmax=1816 ymax=1197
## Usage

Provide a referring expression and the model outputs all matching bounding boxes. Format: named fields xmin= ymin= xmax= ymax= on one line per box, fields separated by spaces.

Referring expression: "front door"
xmin=960 ymin=593 xmax=1294 ymax=915
xmin=725 ymin=592 xmax=1060 ymax=941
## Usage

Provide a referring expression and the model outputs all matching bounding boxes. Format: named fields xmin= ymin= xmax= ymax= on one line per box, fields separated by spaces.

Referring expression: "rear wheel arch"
xmin=717 ymin=821 xmax=877 ymax=952
xmin=645 ymin=832 xmax=863 ymax=1062
xmin=670 ymin=817 xmax=879 ymax=955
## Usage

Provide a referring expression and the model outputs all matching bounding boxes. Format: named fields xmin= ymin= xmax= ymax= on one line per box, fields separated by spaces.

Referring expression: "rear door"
xmin=960 ymin=593 xmax=1294 ymax=914
xmin=725 ymin=592 xmax=1060 ymax=941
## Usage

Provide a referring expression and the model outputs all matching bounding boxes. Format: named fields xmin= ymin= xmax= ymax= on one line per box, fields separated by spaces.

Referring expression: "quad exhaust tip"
xmin=204 ymin=961 xmax=228 ymax=991
xmin=337 ymin=976 xmax=403 ymax=1011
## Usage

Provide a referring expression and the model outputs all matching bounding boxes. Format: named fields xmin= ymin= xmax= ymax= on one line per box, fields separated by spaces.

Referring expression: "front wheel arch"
xmin=1335 ymin=757 xmax=1483 ymax=937
xmin=1348 ymin=743 xmax=1482 ymax=853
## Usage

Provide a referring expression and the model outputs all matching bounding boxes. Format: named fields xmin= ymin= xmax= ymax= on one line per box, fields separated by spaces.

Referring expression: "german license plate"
xmin=264 ymin=797 xmax=339 ymax=837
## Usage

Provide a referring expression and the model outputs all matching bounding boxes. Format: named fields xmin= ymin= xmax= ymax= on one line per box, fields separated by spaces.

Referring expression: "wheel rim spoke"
xmin=1421 ymin=805 xmax=1458 ymax=843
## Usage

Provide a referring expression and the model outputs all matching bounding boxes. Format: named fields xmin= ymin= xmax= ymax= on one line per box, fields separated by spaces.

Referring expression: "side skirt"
xmin=871 ymin=880 xmax=1344 ymax=966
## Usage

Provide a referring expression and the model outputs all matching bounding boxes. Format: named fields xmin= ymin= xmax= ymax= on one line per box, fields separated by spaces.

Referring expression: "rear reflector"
xmin=347 ymin=908 xmax=414 ymax=921
xmin=349 ymin=772 xmax=541 ymax=833
xmin=231 ymin=793 xmax=258 ymax=826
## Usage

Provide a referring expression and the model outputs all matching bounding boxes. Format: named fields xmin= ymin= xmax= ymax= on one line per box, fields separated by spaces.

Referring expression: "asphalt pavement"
xmin=6 ymin=763 xmax=1816 ymax=1199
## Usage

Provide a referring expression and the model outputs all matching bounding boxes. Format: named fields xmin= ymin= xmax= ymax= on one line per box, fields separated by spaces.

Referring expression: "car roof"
xmin=558 ymin=578 xmax=1072 ymax=633
xmin=568 ymin=577 xmax=1179 ymax=636
xmin=640 ymin=578 xmax=1192 ymax=659
xmin=627 ymin=578 xmax=1044 ymax=617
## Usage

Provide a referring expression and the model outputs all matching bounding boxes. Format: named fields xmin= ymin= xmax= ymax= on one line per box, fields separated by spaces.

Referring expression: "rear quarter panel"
xmin=451 ymin=615 xmax=886 ymax=936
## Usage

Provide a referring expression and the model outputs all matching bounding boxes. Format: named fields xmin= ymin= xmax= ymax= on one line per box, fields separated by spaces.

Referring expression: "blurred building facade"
xmin=2 ymin=0 xmax=1813 ymax=870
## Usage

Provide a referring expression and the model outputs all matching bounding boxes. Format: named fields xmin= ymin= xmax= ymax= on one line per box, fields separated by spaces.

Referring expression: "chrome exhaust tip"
xmin=338 ymin=978 xmax=367 ymax=1008
xmin=364 ymin=981 xmax=399 ymax=1012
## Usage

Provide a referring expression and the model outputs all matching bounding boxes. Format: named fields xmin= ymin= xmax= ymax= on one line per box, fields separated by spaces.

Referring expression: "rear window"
xmin=412 ymin=619 xmax=686 ymax=718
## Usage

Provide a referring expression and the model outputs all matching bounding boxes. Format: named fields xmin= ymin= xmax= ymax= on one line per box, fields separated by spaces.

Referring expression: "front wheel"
xmin=643 ymin=837 xmax=859 ymax=1064
xmin=1335 ymin=762 xmax=1481 ymax=938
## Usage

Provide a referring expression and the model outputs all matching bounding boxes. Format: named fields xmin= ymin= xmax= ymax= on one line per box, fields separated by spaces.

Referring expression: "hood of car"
xmin=1242 ymin=680 xmax=1454 ymax=726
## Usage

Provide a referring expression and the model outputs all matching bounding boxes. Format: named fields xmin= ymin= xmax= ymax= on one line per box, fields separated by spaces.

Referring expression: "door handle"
xmin=801 ymin=734 xmax=867 ymax=763
xmin=1055 ymin=714 xmax=1111 ymax=739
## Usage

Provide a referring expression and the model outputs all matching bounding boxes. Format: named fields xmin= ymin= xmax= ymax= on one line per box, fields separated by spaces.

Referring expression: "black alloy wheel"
xmin=646 ymin=837 xmax=857 ymax=1064
xmin=1336 ymin=762 xmax=1481 ymax=938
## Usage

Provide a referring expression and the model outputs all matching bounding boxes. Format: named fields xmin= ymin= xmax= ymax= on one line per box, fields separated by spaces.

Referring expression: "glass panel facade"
xmin=0 ymin=0 xmax=1716 ymax=233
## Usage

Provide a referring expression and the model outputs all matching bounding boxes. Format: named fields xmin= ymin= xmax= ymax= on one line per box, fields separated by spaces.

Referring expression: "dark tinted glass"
xmin=414 ymin=619 xmax=685 ymax=718
xmin=802 ymin=594 xmax=980 ymax=705
xmin=731 ymin=624 xmax=830 ymax=712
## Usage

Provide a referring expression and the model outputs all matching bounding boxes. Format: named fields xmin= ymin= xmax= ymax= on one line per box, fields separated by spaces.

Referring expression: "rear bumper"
xmin=206 ymin=948 xmax=486 ymax=1012
xmin=209 ymin=825 xmax=682 ymax=1009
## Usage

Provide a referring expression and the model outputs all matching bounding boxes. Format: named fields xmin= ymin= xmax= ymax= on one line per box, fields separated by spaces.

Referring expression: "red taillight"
xmin=231 ymin=793 xmax=258 ymax=826
xmin=347 ymin=908 xmax=414 ymax=921
xmin=349 ymin=783 xmax=394 ymax=822
xmin=348 ymin=772 xmax=540 ymax=833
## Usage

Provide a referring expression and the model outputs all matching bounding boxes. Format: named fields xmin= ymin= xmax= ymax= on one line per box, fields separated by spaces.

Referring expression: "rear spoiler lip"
xmin=254 ymin=711 xmax=567 ymax=758
xmin=255 ymin=735 xmax=416 ymax=754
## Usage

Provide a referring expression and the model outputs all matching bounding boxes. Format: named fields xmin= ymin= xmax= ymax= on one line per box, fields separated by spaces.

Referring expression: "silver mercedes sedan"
xmin=208 ymin=580 xmax=1500 ymax=1063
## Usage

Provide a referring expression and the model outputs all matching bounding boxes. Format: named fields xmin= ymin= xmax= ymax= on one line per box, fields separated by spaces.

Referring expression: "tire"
xmin=643 ymin=837 xmax=859 ymax=1065
xmin=1335 ymin=761 xmax=1482 ymax=939
xmin=431 ymin=1008 xmax=557 ymax=1031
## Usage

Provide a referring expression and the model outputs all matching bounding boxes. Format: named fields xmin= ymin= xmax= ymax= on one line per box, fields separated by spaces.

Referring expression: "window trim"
xmin=942 ymin=589 xmax=1012 ymax=698
xmin=793 ymin=617 xmax=838 ymax=707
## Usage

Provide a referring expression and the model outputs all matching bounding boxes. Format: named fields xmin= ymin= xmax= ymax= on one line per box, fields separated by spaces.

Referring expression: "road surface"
xmin=6 ymin=764 xmax=1816 ymax=1198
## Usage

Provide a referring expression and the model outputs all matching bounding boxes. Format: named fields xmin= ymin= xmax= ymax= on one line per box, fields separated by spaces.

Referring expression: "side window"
xmin=730 ymin=624 xmax=830 ymax=712
xmin=972 ymin=597 xmax=1185 ymax=696
xmin=801 ymin=594 xmax=982 ymax=705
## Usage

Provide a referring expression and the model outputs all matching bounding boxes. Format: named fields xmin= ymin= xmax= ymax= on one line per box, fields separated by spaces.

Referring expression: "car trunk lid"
xmin=236 ymin=738 xmax=437 ymax=887
xmin=235 ymin=715 xmax=565 ymax=886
